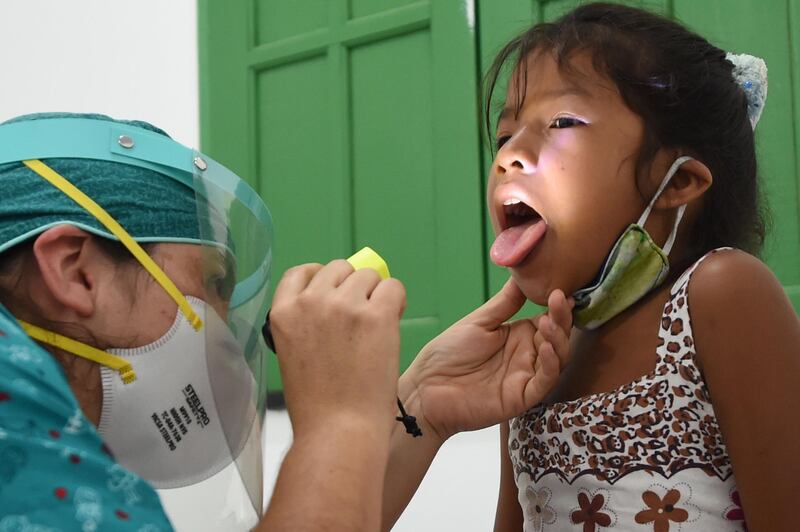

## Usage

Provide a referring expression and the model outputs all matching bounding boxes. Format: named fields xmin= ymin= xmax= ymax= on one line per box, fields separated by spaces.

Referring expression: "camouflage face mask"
xmin=572 ymin=156 xmax=693 ymax=330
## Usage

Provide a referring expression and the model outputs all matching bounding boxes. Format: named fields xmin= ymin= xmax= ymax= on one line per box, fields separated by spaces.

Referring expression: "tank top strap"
xmin=669 ymin=247 xmax=734 ymax=296
xmin=655 ymin=247 xmax=733 ymax=373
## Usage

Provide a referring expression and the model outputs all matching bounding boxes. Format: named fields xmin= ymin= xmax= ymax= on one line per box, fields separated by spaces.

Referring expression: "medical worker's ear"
xmin=651 ymin=155 xmax=713 ymax=210
xmin=32 ymin=225 xmax=99 ymax=318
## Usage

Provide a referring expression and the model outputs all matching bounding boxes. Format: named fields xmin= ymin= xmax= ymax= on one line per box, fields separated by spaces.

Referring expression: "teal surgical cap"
xmin=0 ymin=112 xmax=201 ymax=255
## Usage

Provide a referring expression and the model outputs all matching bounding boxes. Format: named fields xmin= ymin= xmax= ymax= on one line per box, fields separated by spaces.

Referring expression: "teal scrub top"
xmin=0 ymin=303 xmax=173 ymax=530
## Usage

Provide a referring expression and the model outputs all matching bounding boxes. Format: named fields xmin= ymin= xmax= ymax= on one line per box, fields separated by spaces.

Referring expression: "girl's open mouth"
xmin=491 ymin=198 xmax=548 ymax=267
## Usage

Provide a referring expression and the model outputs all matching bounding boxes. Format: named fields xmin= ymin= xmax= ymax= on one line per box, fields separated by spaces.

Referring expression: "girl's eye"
xmin=495 ymin=135 xmax=511 ymax=150
xmin=550 ymin=116 xmax=585 ymax=129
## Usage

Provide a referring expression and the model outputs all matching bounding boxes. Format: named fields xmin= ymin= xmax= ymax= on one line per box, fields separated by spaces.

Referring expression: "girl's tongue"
xmin=490 ymin=219 xmax=548 ymax=267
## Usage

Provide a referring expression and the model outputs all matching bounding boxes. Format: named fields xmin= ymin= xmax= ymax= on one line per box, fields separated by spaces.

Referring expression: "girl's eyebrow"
xmin=496 ymin=86 xmax=591 ymax=125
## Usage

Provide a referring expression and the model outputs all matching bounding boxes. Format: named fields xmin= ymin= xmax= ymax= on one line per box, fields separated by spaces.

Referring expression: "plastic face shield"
xmin=178 ymin=150 xmax=273 ymax=528
xmin=0 ymin=118 xmax=273 ymax=530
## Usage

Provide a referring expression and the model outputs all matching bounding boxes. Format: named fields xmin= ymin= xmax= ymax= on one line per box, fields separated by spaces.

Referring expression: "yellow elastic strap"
xmin=23 ymin=159 xmax=203 ymax=331
xmin=19 ymin=320 xmax=136 ymax=385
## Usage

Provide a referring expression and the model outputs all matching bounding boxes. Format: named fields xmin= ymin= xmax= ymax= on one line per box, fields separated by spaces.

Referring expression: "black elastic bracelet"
xmin=263 ymin=312 xmax=276 ymax=353
xmin=396 ymin=397 xmax=423 ymax=437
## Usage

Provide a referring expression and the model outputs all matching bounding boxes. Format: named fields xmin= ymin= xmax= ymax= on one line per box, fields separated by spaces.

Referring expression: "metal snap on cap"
xmin=118 ymin=135 xmax=135 ymax=149
xmin=193 ymin=157 xmax=208 ymax=171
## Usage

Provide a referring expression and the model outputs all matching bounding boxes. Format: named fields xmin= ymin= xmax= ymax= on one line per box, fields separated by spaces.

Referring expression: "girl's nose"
xmin=494 ymin=137 xmax=536 ymax=176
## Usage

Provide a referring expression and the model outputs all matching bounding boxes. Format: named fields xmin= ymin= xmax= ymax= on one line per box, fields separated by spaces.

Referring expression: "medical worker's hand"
xmin=400 ymin=280 xmax=573 ymax=441
xmin=263 ymin=260 xmax=405 ymax=532
xmin=270 ymin=260 xmax=406 ymax=439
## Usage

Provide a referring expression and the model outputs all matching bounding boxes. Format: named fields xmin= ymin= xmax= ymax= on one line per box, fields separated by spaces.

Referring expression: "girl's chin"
xmin=509 ymin=271 xmax=551 ymax=307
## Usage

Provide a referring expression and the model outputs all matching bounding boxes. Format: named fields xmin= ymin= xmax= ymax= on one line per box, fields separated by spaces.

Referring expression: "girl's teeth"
xmin=503 ymin=198 xmax=522 ymax=206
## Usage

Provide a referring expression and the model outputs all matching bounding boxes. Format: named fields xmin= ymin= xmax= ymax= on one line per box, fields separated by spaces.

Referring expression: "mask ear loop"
xmin=636 ymin=156 xmax=693 ymax=255
xmin=17 ymin=159 xmax=205 ymax=384
xmin=18 ymin=321 xmax=136 ymax=384
xmin=23 ymin=160 xmax=203 ymax=331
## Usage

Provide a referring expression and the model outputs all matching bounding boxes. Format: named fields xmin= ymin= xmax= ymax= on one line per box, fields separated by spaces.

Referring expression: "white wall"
xmin=264 ymin=410 xmax=502 ymax=532
xmin=0 ymin=0 xmax=199 ymax=146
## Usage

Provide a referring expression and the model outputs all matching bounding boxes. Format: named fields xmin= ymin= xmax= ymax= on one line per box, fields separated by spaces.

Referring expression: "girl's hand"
xmin=401 ymin=279 xmax=573 ymax=440
xmin=270 ymin=260 xmax=407 ymax=440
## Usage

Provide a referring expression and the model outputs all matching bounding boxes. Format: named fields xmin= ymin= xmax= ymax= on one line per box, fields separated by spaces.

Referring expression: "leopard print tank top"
xmin=509 ymin=249 xmax=747 ymax=531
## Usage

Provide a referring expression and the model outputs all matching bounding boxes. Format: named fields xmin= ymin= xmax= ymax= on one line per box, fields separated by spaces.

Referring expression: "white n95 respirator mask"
xmin=99 ymin=297 xmax=262 ymax=529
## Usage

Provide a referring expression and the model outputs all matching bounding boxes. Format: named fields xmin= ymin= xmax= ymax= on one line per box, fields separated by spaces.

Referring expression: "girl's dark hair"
xmin=484 ymin=2 xmax=767 ymax=259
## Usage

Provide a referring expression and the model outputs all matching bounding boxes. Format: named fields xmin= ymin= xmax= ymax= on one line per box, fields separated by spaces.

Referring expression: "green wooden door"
xmin=477 ymin=0 xmax=800 ymax=313
xmin=200 ymin=0 xmax=487 ymax=391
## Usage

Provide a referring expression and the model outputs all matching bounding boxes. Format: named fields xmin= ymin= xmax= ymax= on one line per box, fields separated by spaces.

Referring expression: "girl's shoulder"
xmin=686 ymin=248 xmax=787 ymax=316
xmin=677 ymin=257 xmax=800 ymax=528
xmin=684 ymin=247 xmax=799 ymax=370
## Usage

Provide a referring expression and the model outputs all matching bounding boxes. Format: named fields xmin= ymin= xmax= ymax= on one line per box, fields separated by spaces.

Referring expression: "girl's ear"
xmin=653 ymin=157 xmax=713 ymax=210
xmin=31 ymin=225 xmax=99 ymax=318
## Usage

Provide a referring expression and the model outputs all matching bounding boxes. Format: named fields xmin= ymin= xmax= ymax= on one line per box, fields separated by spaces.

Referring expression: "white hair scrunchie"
xmin=726 ymin=52 xmax=768 ymax=129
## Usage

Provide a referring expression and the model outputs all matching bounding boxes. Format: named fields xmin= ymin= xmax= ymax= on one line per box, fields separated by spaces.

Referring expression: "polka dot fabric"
xmin=0 ymin=303 xmax=173 ymax=530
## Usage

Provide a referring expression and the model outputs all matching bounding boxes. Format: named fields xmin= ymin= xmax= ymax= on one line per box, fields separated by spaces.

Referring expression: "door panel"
xmin=255 ymin=0 xmax=329 ymax=45
xmin=350 ymin=0 xmax=420 ymax=19
xmin=350 ymin=30 xmax=441 ymax=359
xmin=201 ymin=0 xmax=486 ymax=391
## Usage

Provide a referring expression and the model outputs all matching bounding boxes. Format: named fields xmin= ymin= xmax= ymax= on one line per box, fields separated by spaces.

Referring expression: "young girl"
xmin=480 ymin=3 xmax=800 ymax=531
